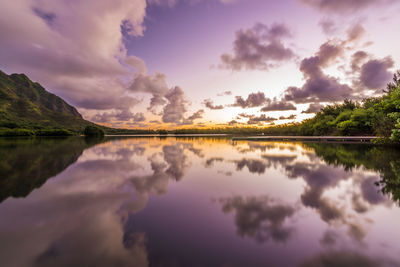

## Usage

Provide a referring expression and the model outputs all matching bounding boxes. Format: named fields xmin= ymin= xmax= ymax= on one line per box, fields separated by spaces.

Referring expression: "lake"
xmin=1 ymin=136 xmax=400 ymax=267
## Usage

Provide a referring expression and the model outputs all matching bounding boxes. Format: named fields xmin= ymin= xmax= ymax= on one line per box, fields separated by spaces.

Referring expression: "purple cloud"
xmin=301 ymin=0 xmax=389 ymax=13
xmin=232 ymin=92 xmax=269 ymax=108
xmin=302 ymin=103 xmax=325 ymax=113
xmin=220 ymin=23 xmax=295 ymax=71
xmin=203 ymin=99 xmax=224 ymax=110
xmin=261 ymin=101 xmax=297 ymax=112
xmin=359 ymin=57 xmax=394 ymax=90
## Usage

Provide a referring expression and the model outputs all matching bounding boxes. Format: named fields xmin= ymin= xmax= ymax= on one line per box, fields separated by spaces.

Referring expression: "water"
xmin=0 ymin=136 xmax=399 ymax=267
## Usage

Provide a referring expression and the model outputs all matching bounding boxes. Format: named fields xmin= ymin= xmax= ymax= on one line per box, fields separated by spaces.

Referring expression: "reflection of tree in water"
xmin=304 ymin=143 xmax=400 ymax=204
xmin=0 ymin=137 xmax=104 ymax=203
xmin=219 ymin=196 xmax=297 ymax=243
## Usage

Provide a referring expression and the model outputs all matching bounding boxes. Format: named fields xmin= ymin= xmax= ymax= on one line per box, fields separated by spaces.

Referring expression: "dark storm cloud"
xmin=300 ymin=0 xmax=389 ymax=13
xmin=359 ymin=57 xmax=394 ymax=90
xmin=261 ymin=101 xmax=297 ymax=112
xmin=219 ymin=196 xmax=297 ymax=243
xmin=203 ymin=99 xmax=224 ymax=110
xmin=232 ymin=92 xmax=269 ymax=108
xmin=220 ymin=23 xmax=295 ymax=71
xmin=302 ymin=103 xmax=325 ymax=113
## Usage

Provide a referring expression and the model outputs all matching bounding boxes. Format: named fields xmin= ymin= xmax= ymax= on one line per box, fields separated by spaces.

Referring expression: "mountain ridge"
xmin=0 ymin=70 xmax=92 ymax=132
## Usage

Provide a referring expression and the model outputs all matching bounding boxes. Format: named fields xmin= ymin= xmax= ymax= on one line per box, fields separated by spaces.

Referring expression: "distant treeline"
xmin=2 ymin=73 xmax=399 ymax=140
xmin=158 ymin=72 xmax=400 ymax=142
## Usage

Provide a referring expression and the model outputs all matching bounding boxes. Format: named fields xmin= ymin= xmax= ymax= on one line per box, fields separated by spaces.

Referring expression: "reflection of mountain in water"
xmin=0 ymin=137 xmax=104 ymax=203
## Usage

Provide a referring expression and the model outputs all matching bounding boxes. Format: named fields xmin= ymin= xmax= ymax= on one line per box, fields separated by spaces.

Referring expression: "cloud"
xmin=203 ymin=99 xmax=224 ymax=110
xmin=300 ymin=0 xmax=389 ymax=13
xmin=283 ymin=39 xmax=354 ymax=103
xmin=279 ymin=114 xmax=297 ymax=120
xmin=124 ymin=55 xmax=147 ymax=73
xmin=148 ymin=0 xmax=242 ymax=7
xmin=346 ymin=23 xmax=366 ymax=42
xmin=162 ymin=87 xmax=187 ymax=124
xmin=91 ymin=110 xmax=146 ymax=123
xmin=247 ymin=114 xmax=277 ymax=125
xmin=219 ymin=196 xmax=297 ymax=243
xmin=163 ymin=144 xmax=189 ymax=181
xmin=261 ymin=100 xmax=297 ymax=112
xmin=129 ymin=72 xmax=170 ymax=113
xmin=235 ymin=159 xmax=268 ymax=174
xmin=220 ymin=23 xmax=295 ymax=71
xmin=319 ymin=19 xmax=337 ymax=35
xmin=302 ymin=103 xmax=325 ymax=113
xmin=359 ymin=57 xmax=394 ymax=90
xmin=180 ymin=109 xmax=204 ymax=125
xmin=0 ymin=0 xmax=148 ymax=114
xmin=232 ymin=92 xmax=269 ymax=108
xmin=350 ymin=51 xmax=369 ymax=73
xmin=217 ymin=90 xmax=232 ymax=96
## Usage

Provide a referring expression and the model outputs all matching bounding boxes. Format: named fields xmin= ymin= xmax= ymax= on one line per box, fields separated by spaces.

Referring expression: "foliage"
xmin=84 ymin=125 xmax=105 ymax=137
xmin=157 ymin=129 xmax=168 ymax=135
xmin=305 ymin=143 xmax=400 ymax=204
xmin=0 ymin=137 xmax=106 ymax=203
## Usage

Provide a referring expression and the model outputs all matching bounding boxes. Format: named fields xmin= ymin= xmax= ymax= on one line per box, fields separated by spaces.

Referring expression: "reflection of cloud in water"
xmin=320 ymin=230 xmax=338 ymax=247
xmin=219 ymin=196 xmax=297 ymax=243
xmin=300 ymin=250 xmax=381 ymax=267
xmin=205 ymin=157 xmax=224 ymax=167
xmin=235 ymin=159 xmax=268 ymax=174
xmin=234 ymin=155 xmax=297 ymax=174
xmin=286 ymin=164 xmax=349 ymax=222
xmin=163 ymin=145 xmax=190 ymax=181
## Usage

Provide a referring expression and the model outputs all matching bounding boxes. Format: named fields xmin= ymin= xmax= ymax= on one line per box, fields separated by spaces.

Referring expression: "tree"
xmin=84 ymin=125 xmax=105 ymax=137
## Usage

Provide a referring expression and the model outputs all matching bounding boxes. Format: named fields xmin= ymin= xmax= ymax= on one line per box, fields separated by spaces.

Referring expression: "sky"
xmin=1 ymin=0 xmax=400 ymax=129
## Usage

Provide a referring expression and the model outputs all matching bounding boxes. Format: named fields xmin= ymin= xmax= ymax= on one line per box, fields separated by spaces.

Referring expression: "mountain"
xmin=0 ymin=70 xmax=93 ymax=132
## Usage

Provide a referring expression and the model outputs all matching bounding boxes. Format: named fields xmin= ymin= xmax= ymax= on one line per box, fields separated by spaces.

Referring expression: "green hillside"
xmin=0 ymin=70 xmax=95 ymax=134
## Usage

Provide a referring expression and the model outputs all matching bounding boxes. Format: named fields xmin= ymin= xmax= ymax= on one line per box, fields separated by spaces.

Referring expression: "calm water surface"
xmin=1 ymin=137 xmax=400 ymax=267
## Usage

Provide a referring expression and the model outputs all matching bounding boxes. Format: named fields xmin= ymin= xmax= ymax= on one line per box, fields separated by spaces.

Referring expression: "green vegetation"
xmin=84 ymin=125 xmax=105 ymax=137
xmin=262 ymin=72 xmax=400 ymax=140
xmin=0 ymin=70 xmax=95 ymax=134
xmin=0 ymin=137 xmax=105 ymax=203
xmin=1 ymin=69 xmax=400 ymax=140
xmin=305 ymin=143 xmax=400 ymax=204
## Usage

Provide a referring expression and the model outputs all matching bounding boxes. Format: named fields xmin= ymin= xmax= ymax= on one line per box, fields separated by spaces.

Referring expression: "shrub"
xmin=35 ymin=129 xmax=74 ymax=136
xmin=0 ymin=128 xmax=35 ymax=136
xmin=84 ymin=125 xmax=105 ymax=137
